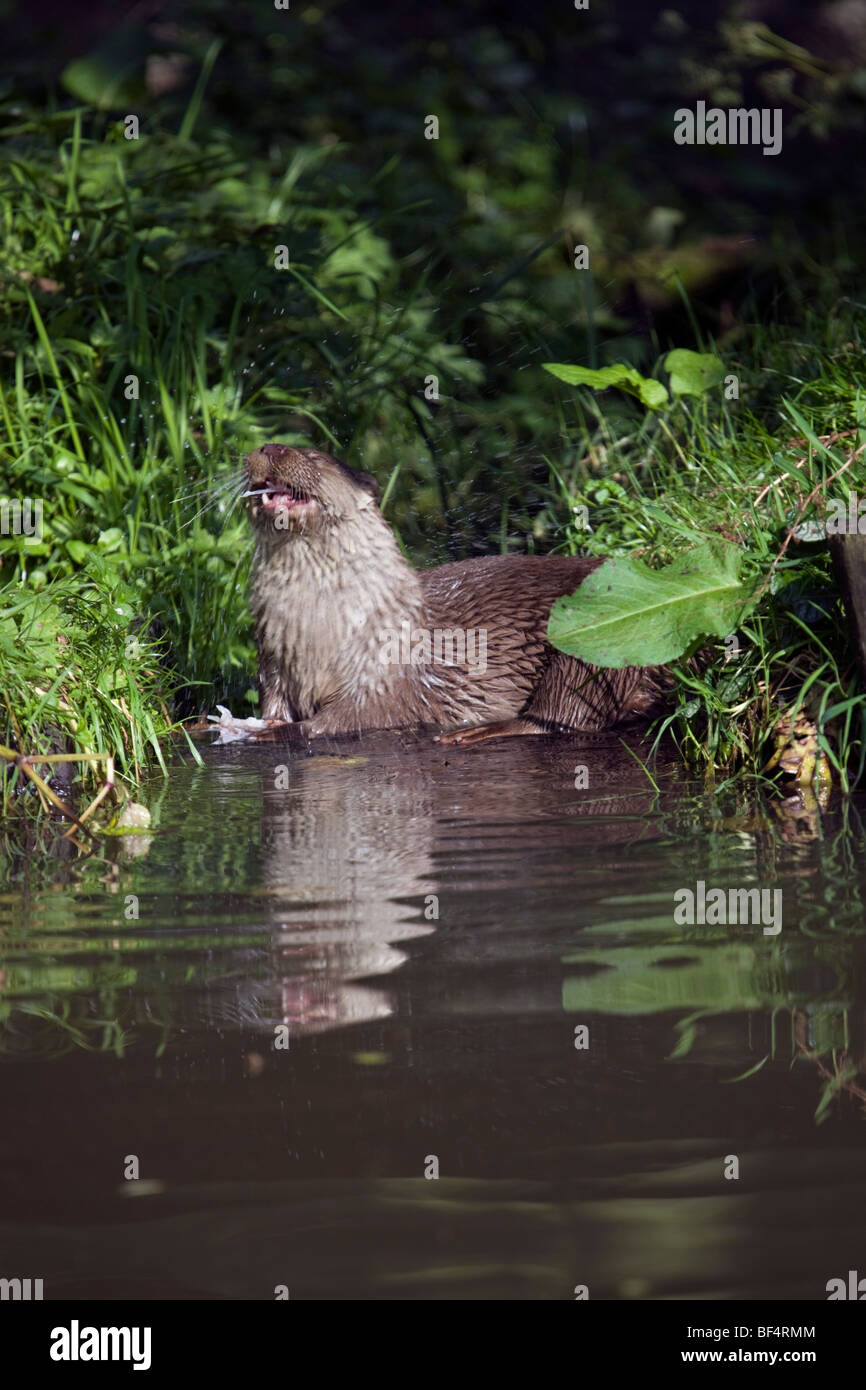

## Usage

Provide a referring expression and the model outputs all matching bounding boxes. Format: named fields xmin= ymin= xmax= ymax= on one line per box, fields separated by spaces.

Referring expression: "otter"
xmin=244 ymin=444 xmax=668 ymax=744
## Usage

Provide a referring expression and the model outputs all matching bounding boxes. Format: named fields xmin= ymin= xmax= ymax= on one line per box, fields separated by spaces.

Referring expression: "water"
xmin=2 ymin=733 xmax=865 ymax=1300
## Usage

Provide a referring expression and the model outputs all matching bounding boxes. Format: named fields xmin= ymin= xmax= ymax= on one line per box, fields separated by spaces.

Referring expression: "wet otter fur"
xmin=244 ymin=444 xmax=668 ymax=743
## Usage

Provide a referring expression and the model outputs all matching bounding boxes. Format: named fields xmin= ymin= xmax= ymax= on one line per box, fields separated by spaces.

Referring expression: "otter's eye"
xmin=356 ymin=472 xmax=380 ymax=502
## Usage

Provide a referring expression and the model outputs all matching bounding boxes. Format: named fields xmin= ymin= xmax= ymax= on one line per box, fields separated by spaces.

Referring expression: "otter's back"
xmin=415 ymin=554 xmax=598 ymax=722
xmin=421 ymin=553 xmax=599 ymax=650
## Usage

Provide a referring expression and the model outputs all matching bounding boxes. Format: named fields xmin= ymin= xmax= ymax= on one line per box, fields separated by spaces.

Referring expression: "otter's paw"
xmin=435 ymin=719 xmax=542 ymax=747
xmin=434 ymin=727 xmax=475 ymax=747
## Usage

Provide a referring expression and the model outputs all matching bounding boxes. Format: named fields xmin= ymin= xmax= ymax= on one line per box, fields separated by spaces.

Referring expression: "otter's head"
xmin=243 ymin=444 xmax=380 ymax=538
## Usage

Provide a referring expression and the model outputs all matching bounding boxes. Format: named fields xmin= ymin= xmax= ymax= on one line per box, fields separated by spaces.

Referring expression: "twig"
xmin=64 ymin=755 xmax=115 ymax=837
xmin=753 ymin=431 xmax=859 ymax=508
xmin=0 ymin=744 xmax=113 ymax=838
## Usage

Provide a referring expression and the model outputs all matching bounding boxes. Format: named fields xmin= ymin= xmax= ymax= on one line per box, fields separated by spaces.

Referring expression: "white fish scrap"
xmin=207 ymin=704 xmax=272 ymax=743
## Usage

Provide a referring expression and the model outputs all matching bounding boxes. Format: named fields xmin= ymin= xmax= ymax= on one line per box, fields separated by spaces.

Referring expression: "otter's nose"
xmin=246 ymin=444 xmax=289 ymax=469
xmin=246 ymin=444 xmax=307 ymax=471
xmin=245 ymin=444 xmax=291 ymax=477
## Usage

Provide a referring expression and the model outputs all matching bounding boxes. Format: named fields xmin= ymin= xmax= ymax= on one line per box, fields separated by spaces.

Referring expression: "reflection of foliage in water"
xmin=0 ymin=941 xmax=273 ymax=1061
xmin=1 ymin=994 xmax=154 ymax=1061
xmin=0 ymin=768 xmax=275 ymax=1058
xmin=563 ymin=794 xmax=866 ymax=1124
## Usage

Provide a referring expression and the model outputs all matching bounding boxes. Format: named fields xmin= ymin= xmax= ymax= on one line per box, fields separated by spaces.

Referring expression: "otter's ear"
xmin=355 ymin=470 xmax=380 ymax=505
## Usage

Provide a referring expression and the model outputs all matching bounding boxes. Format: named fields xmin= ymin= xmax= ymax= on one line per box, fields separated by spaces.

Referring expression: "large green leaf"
xmin=548 ymin=541 xmax=750 ymax=667
xmin=664 ymin=348 xmax=726 ymax=397
xmin=543 ymin=361 xmax=669 ymax=410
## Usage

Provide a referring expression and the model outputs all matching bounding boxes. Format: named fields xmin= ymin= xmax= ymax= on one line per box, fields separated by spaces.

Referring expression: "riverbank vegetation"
xmin=2 ymin=0 xmax=866 ymax=822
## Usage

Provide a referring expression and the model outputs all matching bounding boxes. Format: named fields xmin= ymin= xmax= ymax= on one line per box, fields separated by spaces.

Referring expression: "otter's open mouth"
xmin=243 ymin=480 xmax=318 ymax=519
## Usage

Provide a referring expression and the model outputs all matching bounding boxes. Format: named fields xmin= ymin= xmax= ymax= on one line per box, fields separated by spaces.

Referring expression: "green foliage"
xmin=548 ymin=541 xmax=750 ymax=668
xmin=0 ymin=568 xmax=180 ymax=813
xmin=542 ymin=287 xmax=866 ymax=779
xmin=3 ymin=1 xmax=866 ymax=797
xmin=543 ymin=362 xmax=670 ymax=411
xmin=664 ymin=349 xmax=726 ymax=398
xmin=544 ymin=348 xmax=727 ymax=413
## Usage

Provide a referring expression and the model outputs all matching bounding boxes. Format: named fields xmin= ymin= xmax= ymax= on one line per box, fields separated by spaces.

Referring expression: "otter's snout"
xmin=243 ymin=444 xmax=323 ymax=531
xmin=243 ymin=444 xmax=381 ymax=538
xmin=245 ymin=444 xmax=309 ymax=484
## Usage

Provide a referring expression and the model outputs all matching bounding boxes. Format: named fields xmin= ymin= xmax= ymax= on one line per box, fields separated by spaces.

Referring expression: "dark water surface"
xmin=2 ymin=733 xmax=866 ymax=1300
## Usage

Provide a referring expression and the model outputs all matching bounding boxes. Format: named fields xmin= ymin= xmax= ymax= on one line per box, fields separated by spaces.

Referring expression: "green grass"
xmin=0 ymin=564 xmax=191 ymax=818
xmin=540 ymin=289 xmax=866 ymax=785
